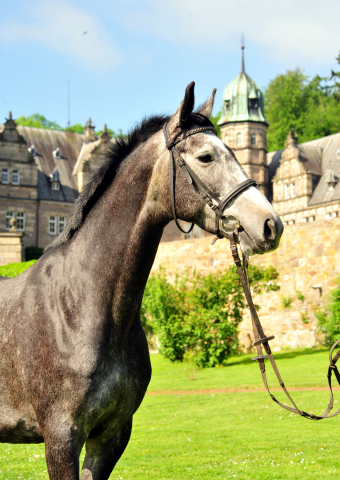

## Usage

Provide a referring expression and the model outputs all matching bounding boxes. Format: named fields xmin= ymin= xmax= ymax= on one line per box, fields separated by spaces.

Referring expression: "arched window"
xmin=251 ymin=134 xmax=256 ymax=146
xmin=236 ymin=133 xmax=242 ymax=146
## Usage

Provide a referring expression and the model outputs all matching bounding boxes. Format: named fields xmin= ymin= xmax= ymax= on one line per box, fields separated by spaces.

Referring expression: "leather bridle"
xmin=164 ymin=120 xmax=340 ymax=421
xmin=163 ymin=122 xmax=257 ymax=236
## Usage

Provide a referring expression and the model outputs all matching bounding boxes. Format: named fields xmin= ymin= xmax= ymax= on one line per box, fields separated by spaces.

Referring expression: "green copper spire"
xmin=218 ymin=46 xmax=268 ymax=126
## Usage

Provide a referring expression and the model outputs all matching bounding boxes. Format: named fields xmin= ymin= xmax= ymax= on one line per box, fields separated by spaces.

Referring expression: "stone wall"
xmin=151 ymin=219 xmax=340 ymax=351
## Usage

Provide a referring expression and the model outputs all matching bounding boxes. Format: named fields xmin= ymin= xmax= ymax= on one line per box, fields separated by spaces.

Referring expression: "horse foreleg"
xmin=43 ymin=419 xmax=82 ymax=480
xmin=80 ymin=418 xmax=132 ymax=480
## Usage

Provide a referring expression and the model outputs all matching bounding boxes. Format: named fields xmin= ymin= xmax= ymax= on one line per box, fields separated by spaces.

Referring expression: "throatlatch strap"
xmin=228 ymin=231 xmax=340 ymax=421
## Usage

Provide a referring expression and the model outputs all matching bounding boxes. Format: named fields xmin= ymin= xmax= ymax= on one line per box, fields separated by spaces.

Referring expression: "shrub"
xmin=141 ymin=265 xmax=280 ymax=367
xmin=25 ymin=246 xmax=44 ymax=261
xmin=316 ymin=279 xmax=340 ymax=346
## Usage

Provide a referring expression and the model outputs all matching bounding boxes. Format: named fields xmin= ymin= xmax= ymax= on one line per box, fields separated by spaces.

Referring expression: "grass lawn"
xmin=1 ymin=349 xmax=340 ymax=479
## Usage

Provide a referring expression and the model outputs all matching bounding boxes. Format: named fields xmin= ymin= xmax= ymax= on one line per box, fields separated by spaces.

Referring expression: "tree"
xmin=14 ymin=114 xmax=126 ymax=138
xmin=264 ymin=67 xmax=340 ymax=152
xmin=210 ymin=111 xmax=221 ymax=138
xmin=15 ymin=114 xmax=62 ymax=131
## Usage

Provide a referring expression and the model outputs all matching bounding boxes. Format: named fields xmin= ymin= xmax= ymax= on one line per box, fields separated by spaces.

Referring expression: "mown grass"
xmin=0 ymin=350 xmax=340 ymax=479
xmin=0 ymin=260 xmax=37 ymax=278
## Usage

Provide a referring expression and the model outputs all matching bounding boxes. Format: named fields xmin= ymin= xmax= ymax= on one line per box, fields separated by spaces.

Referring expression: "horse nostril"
xmin=264 ymin=219 xmax=276 ymax=241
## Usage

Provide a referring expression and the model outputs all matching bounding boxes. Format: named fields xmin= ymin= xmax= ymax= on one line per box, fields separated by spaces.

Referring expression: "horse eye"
xmin=198 ymin=154 xmax=213 ymax=164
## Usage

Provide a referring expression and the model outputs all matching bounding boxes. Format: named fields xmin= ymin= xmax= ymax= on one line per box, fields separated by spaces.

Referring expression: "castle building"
xmin=1 ymin=51 xmax=340 ymax=260
xmin=0 ymin=114 xmax=114 ymax=255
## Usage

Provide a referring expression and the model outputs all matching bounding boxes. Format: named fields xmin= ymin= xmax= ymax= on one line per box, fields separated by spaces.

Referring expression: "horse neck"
xmin=69 ymin=140 xmax=169 ymax=324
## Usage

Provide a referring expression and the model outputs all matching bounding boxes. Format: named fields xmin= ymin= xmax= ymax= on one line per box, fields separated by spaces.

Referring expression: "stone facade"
xmin=220 ymin=121 xmax=268 ymax=196
xmin=0 ymin=232 xmax=23 ymax=265
xmin=151 ymin=219 xmax=340 ymax=351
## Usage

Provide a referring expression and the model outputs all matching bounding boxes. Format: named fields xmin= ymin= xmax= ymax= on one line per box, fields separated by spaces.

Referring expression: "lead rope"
xmin=228 ymin=230 xmax=340 ymax=420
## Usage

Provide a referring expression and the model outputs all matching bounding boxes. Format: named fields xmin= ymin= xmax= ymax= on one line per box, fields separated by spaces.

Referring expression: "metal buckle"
xmin=218 ymin=215 xmax=240 ymax=238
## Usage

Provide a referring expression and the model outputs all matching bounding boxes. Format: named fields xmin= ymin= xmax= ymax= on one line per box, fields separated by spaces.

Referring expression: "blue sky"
xmin=0 ymin=0 xmax=339 ymax=134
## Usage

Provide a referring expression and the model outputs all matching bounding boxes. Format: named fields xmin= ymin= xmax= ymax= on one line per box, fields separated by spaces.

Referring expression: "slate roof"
xmin=0 ymin=124 xmax=86 ymax=203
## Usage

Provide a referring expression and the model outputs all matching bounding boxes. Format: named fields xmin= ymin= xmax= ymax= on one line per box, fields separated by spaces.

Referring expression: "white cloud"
xmin=0 ymin=1 xmax=120 ymax=72
xmin=127 ymin=0 xmax=340 ymax=66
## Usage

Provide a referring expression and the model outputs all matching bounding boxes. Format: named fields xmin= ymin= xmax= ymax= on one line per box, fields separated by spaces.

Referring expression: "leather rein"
xmin=164 ymin=121 xmax=340 ymax=421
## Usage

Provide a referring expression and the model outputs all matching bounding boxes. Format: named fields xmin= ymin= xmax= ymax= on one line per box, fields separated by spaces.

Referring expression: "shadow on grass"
xmin=226 ymin=347 xmax=328 ymax=367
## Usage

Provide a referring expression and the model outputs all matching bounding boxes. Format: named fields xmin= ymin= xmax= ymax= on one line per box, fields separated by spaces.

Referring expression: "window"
xmin=334 ymin=211 xmax=339 ymax=218
xmin=12 ymin=169 xmax=20 ymax=185
xmin=251 ymin=134 xmax=256 ymax=146
xmin=310 ymin=216 xmax=315 ymax=222
xmin=16 ymin=212 xmax=25 ymax=232
xmin=49 ymin=215 xmax=66 ymax=235
xmin=284 ymin=184 xmax=290 ymax=199
xmin=290 ymin=182 xmax=296 ymax=198
xmin=5 ymin=211 xmax=13 ymax=230
xmin=236 ymin=133 xmax=242 ymax=146
xmin=50 ymin=169 xmax=60 ymax=191
xmin=2 ymin=168 xmax=9 ymax=184
xmin=303 ymin=217 xmax=309 ymax=223
xmin=49 ymin=216 xmax=56 ymax=235
xmin=326 ymin=212 xmax=332 ymax=219
xmin=283 ymin=221 xmax=288 ymax=226
xmin=59 ymin=217 xmax=66 ymax=234
xmin=289 ymin=220 xmax=295 ymax=225
xmin=225 ymin=135 xmax=229 ymax=145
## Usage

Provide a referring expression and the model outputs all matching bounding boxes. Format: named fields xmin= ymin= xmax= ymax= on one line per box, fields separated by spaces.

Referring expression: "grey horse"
xmin=0 ymin=82 xmax=282 ymax=479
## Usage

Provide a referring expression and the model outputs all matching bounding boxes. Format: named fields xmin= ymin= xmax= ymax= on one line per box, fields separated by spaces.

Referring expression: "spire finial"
xmin=241 ymin=34 xmax=245 ymax=72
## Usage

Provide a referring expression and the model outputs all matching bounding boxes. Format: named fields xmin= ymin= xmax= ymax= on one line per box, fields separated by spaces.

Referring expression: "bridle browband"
xmin=163 ymin=122 xmax=257 ymax=235
xmin=163 ymin=120 xmax=340 ymax=421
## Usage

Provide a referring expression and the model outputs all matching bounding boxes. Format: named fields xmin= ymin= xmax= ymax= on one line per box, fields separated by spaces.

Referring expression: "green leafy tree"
xmin=264 ymin=67 xmax=340 ymax=152
xmin=64 ymin=124 xmax=84 ymax=134
xmin=330 ymin=50 xmax=340 ymax=102
xmin=141 ymin=265 xmax=279 ymax=367
xmin=210 ymin=111 xmax=221 ymax=138
xmin=15 ymin=114 xmax=62 ymax=131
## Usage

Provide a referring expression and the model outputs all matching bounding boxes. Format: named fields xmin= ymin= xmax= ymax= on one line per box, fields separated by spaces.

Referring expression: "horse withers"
xmin=0 ymin=82 xmax=282 ymax=479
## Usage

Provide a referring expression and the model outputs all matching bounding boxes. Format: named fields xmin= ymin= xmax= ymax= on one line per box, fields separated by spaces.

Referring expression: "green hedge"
xmin=141 ymin=265 xmax=280 ymax=368
xmin=0 ymin=260 xmax=37 ymax=278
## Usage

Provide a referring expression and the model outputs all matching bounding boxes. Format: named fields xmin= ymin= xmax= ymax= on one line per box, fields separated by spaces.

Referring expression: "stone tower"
xmin=218 ymin=46 xmax=269 ymax=196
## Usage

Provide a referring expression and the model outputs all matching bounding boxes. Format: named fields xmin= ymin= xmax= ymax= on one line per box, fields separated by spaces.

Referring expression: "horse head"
xmin=162 ymin=82 xmax=283 ymax=256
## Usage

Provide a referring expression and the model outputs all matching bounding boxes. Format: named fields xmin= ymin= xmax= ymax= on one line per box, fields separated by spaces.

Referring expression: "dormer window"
xmin=52 ymin=148 xmax=62 ymax=161
xmin=236 ymin=133 xmax=242 ymax=146
xmin=224 ymin=101 xmax=229 ymax=109
xmin=325 ymin=168 xmax=338 ymax=191
xmin=50 ymin=169 xmax=61 ymax=191
xmin=28 ymin=145 xmax=36 ymax=156
xmin=249 ymin=98 xmax=258 ymax=109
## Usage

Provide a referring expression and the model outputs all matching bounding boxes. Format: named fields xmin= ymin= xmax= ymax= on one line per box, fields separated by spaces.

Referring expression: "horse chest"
xmin=83 ymin=353 xmax=151 ymax=428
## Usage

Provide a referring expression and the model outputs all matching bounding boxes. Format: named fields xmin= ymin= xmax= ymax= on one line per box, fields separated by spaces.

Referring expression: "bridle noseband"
xmin=163 ymin=122 xmax=257 ymax=236
xmin=163 ymin=120 xmax=340 ymax=421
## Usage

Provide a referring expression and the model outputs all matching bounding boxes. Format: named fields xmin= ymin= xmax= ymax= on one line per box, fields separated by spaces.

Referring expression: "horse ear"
xmin=197 ymin=88 xmax=217 ymax=118
xmin=167 ymin=82 xmax=195 ymax=136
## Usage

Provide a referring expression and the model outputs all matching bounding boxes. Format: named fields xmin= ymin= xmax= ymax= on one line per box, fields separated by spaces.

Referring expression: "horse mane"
xmin=46 ymin=111 xmax=214 ymax=252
